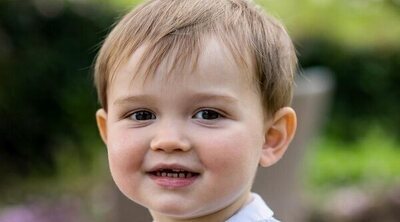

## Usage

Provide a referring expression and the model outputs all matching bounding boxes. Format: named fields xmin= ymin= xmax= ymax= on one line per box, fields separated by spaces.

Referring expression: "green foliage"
xmin=0 ymin=0 xmax=113 ymax=179
xmin=298 ymin=38 xmax=400 ymax=141
xmin=306 ymin=127 xmax=400 ymax=190
xmin=257 ymin=0 xmax=400 ymax=48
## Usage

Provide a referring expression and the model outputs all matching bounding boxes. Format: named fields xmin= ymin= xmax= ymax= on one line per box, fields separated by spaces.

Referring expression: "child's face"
xmin=97 ymin=37 xmax=273 ymax=220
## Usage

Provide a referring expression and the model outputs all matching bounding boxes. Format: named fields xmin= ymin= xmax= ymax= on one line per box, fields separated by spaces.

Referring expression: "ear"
xmin=259 ymin=107 xmax=297 ymax=167
xmin=96 ymin=109 xmax=108 ymax=144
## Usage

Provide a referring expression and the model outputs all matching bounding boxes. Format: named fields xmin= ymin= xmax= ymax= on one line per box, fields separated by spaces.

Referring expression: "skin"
xmin=96 ymin=36 xmax=297 ymax=222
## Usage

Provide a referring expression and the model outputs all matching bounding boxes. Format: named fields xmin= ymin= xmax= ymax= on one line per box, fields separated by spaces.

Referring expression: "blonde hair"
xmin=94 ymin=0 xmax=297 ymax=115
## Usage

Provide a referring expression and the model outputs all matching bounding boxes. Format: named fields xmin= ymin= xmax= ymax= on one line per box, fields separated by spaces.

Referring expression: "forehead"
xmin=109 ymin=35 xmax=256 ymax=93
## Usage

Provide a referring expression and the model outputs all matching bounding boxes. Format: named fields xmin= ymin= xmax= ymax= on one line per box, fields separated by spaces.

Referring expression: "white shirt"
xmin=226 ymin=193 xmax=280 ymax=222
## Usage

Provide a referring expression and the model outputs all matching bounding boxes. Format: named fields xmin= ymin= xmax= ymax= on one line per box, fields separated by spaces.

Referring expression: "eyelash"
xmin=127 ymin=110 xmax=156 ymax=121
xmin=192 ymin=109 xmax=224 ymax=120
xmin=126 ymin=108 xmax=225 ymax=121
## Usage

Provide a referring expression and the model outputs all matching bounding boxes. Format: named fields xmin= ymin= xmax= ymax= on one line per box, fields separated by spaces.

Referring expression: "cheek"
xmin=106 ymin=128 xmax=148 ymax=182
xmin=197 ymin=127 xmax=264 ymax=178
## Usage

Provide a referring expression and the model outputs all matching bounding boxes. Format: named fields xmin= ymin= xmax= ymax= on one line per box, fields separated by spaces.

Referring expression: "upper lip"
xmin=147 ymin=163 xmax=200 ymax=174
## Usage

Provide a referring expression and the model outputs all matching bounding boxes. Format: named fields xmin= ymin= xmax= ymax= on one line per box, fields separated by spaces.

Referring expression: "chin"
xmin=151 ymin=205 xmax=207 ymax=220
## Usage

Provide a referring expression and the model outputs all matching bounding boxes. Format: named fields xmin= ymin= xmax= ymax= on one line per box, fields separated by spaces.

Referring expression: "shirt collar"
xmin=225 ymin=193 xmax=275 ymax=222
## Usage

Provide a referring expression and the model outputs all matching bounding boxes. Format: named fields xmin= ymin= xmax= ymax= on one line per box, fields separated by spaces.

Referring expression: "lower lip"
xmin=148 ymin=175 xmax=198 ymax=189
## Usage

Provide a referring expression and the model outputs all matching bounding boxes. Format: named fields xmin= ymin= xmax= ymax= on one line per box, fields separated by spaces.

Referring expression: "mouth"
xmin=147 ymin=168 xmax=200 ymax=179
xmin=146 ymin=165 xmax=201 ymax=188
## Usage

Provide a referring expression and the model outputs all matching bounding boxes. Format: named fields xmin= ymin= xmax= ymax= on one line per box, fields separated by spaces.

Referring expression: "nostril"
xmin=150 ymin=124 xmax=191 ymax=152
xmin=150 ymin=138 xmax=191 ymax=152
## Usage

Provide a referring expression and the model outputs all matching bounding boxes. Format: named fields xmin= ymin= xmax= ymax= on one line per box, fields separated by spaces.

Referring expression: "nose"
xmin=150 ymin=121 xmax=191 ymax=153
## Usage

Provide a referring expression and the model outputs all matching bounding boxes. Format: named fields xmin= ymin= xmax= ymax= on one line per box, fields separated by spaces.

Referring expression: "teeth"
xmin=153 ymin=169 xmax=196 ymax=178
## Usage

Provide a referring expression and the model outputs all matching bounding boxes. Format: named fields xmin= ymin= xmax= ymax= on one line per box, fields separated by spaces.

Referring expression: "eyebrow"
xmin=113 ymin=95 xmax=154 ymax=106
xmin=113 ymin=93 xmax=238 ymax=106
xmin=189 ymin=93 xmax=238 ymax=104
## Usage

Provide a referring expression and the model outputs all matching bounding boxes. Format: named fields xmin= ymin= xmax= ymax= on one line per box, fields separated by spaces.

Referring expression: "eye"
xmin=192 ymin=109 xmax=222 ymax=120
xmin=129 ymin=110 xmax=156 ymax=121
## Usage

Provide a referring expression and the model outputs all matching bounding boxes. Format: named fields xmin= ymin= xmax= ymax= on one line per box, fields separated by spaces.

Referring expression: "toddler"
xmin=94 ymin=0 xmax=297 ymax=221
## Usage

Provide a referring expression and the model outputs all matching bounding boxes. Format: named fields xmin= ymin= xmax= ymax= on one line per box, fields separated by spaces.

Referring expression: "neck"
xmin=151 ymin=192 xmax=252 ymax=222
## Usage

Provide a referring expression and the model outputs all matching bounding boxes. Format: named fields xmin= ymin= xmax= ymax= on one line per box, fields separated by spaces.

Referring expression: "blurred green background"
xmin=0 ymin=0 xmax=399 ymax=221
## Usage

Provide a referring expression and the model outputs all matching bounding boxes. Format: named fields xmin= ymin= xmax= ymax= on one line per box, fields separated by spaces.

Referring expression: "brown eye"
xmin=130 ymin=111 xmax=156 ymax=121
xmin=193 ymin=110 xmax=221 ymax=120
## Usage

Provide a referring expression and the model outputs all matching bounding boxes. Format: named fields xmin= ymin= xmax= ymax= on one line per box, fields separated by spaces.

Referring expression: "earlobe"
xmin=259 ymin=107 xmax=297 ymax=167
xmin=96 ymin=109 xmax=108 ymax=144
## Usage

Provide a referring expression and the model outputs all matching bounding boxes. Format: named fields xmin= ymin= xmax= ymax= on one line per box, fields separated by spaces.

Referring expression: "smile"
xmin=147 ymin=166 xmax=200 ymax=189
xmin=149 ymin=169 xmax=199 ymax=179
